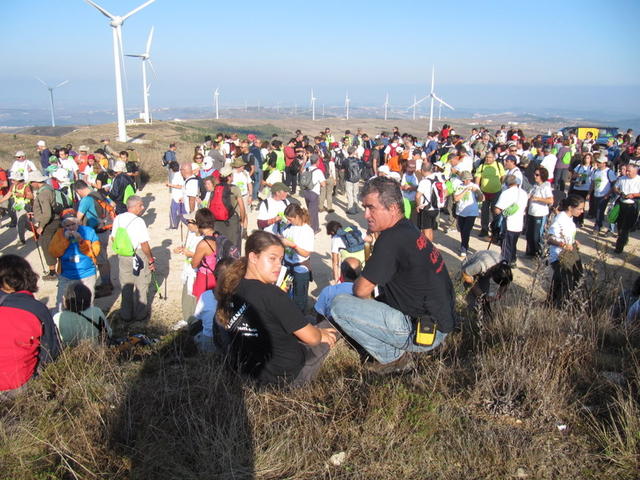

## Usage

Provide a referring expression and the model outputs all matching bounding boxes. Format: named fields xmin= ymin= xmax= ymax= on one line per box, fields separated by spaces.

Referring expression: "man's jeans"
xmin=330 ymin=294 xmax=447 ymax=364
xmin=252 ymin=170 xmax=263 ymax=202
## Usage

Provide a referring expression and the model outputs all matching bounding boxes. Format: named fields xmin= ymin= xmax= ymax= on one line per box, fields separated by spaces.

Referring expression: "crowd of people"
xmin=1 ymin=123 xmax=639 ymax=396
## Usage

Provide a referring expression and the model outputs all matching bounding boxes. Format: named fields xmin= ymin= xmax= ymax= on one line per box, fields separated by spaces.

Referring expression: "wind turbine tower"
xmin=310 ymin=89 xmax=317 ymax=121
xmin=384 ymin=93 xmax=389 ymax=121
xmin=345 ymin=91 xmax=350 ymax=120
xmin=213 ymin=88 xmax=220 ymax=119
xmin=84 ymin=0 xmax=156 ymax=142
xmin=35 ymin=78 xmax=69 ymax=127
xmin=125 ymin=26 xmax=155 ymax=124
xmin=412 ymin=94 xmax=417 ymax=121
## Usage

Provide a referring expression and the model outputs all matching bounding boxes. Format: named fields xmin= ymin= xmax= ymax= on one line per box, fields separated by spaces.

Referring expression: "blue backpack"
xmin=335 ymin=225 xmax=365 ymax=253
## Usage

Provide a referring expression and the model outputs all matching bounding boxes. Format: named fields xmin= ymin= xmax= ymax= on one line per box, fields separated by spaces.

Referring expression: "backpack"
xmin=215 ymin=233 xmax=241 ymax=262
xmin=123 ymin=182 xmax=136 ymax=204
xmin=299 ymin=168 xmax=315 ymax=191
xmin=426 ymin=177 xmax=447 ymax=209
xmin=561 ymin=150 xmax=572 ymax=165
xmin=334 ymin=151 xmax=346 ymax=170
xmin=209 ymin=184 xmax=234 ymax=221
xmin=187 ymin=176 xmax=207 ymax=201
xmin=335 ymin=225 xmax=365 ymax=253
xmin=346 ymin=157 xmax=361 ymax=183
xmin=112 ymin=223 xmax=135 ymax=256
xmin=42 ymin=184 xmax=72 ymax=215
xmin=520 ymin=175 xmax=533 ymax=193
xmin=88 ymin=191 xmax=116 ymax=232
xmin=490 ymin=213 xmax=506 ymax=243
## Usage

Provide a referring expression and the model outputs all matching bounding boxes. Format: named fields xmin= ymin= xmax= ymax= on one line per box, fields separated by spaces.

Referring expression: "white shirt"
xmin=548 ymin=211 xmax=577 ymax=263
xmin=541 ymin=154 xmax=557 ymax=178
xmin=182 ymin=175 xmax=200 ymax=213
xmin=169 ymin=171 xmax=184 ymax=202
xmin=110 ymin=212 xmax=150 ymax=251
xmin=572 ymin=165 xmax=594 ymax=191
xmin=181 ymin=230 xmax=202 ymax=288
xmin=495 ymin=186 xmax=528 ymax=232
xmin=310 ymin=168 xmax=326 ymax=196
xmin=528 ymin=181 xmax=553 ymax=217
xmin=10 ymin=159 xmax=37 ymax=181
xmin=591 ymin=167 xmax=617 ymax=198
xmin=283 ymin=223 xmax=314 ymax=273
xmin=615 ymin=175 xmax=640 ymax=204
xmin=457 ymin=155 xmax=473 ymax=173
xmin=257 ymin=197 xmax=289 ymax=234
xmin=453 ymin=179 xmax=480 ymax=217
xmin=60 ymin=158 xmax=79 ymax=175
xmin=503 ymin=167 xmax=523 ymax=188
xmin=232 ymin=169 xmax=252 ymax=197
xmin=401 ymin=172 xmax=418 ymax=202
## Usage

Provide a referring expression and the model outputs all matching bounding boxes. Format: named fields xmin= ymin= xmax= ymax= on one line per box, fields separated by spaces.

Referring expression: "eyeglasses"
xmin=534 ymin=173 xmax=541 ymax=177
xmin=195 ymin=156 xmax=203 ymax=159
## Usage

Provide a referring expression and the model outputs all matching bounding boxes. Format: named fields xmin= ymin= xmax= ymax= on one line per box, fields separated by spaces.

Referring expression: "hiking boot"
xmin=42 ymin=272 xmax=57 ymax=281
xmin=366 ymin=353 xmax=415 ymax=376
xmin=327 ymin=209 xmax=335 ymax=213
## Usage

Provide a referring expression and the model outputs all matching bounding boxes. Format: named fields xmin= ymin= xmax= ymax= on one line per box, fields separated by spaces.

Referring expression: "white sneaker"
xmin=459 ymin=247 xmax=467 ymax=257
xmin=171 ymin=320 xmax=188 ymax=331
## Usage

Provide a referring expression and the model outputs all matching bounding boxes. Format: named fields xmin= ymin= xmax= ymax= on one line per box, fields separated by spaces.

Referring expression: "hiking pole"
xmin=29 ymin=220 xmax=48 ymax=275
xmin=151 ymin=271 xmax=164 ymax=300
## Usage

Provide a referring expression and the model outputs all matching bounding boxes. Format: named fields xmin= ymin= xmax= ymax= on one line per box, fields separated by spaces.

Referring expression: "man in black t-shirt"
xmin=330 ymin=176 xmax=456 ymax=374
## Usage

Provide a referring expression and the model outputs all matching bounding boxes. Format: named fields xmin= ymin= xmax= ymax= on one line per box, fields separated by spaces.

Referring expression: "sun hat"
xmin=14 ymin=150 xmax=25 ymax=157
xmin=9 ymin=171 xmax=24 ymax=181
xmin=460 ymin=171 xmax=473 ymax=181
xmin=271 ymin=182 xmax=290 ymax=194
xmin=28 ymin=172 xmax=48 ymax=183
xmin=231 ymin=158 xmax=245 ymax=168
xmin=219 ymin=165 xmax=233 ymax=177
xmin=36 ymin=140 xmax=46 ymax=147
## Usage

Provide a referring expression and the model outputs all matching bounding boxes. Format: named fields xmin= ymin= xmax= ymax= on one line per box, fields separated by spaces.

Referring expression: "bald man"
xmin=180 ymin=162 xmax=200 ymax=214
xmin=314 ymin=257 xmax=362 ymax=321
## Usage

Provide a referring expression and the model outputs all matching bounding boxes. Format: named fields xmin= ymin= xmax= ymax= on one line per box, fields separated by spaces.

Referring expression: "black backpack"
xmin=186 ymin=176 xmax=207 ymax=201
xmin=346 ymin=157 xmax=362 ymax=183
xmin=214 ymin=233 xmax=240 ymax=262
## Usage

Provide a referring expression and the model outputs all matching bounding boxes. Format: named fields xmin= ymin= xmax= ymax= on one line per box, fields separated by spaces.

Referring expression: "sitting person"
xmin=461 ymin=250 xmax=513 ymax=317
xmin=215 ymin=231 xmax=338 ymax=387
xmin=326 ymin=220 xmax=366 ymax=284
xmin=330 ymin=176 xmax=456 ymax=375
xmin=611 ymin=276 xmax=640 ymax=323
xmin=53 ymin=282 xmax=111 ymax=345
xmin=0 ymin=255 xmax=61 ymax=399
xmin=49 ymin=209 xmax=100 ymax=312
xmin=315 ymin=257 xmax=362 ymax=322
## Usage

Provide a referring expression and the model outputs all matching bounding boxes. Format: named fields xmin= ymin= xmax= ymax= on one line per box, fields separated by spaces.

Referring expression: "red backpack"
xmin=209 ymin=184 xmax=234 ymax=221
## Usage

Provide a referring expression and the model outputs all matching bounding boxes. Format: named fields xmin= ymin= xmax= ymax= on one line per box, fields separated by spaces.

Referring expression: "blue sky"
xmin=1 ymin=0 xmax=639 ymax=115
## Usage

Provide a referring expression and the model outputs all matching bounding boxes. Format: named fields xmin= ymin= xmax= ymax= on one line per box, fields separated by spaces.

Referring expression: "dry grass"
xmin=1 ymin=259 xmax=639 ymax=479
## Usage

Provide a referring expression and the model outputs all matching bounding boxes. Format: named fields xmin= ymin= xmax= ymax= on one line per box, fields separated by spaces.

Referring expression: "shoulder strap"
xmin=77 ymin=310 xmax=105 ymax=333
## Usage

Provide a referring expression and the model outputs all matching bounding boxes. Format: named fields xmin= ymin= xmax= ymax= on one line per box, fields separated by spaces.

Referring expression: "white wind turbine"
xmin=213 ymin=88 xmax=220 ymax=119
xmin=125 ymin=26 xmax=155 ymax=124
xmin=384 ymin=93 xmax=389 ymax=121
xmin=35 ymin=78 xmax=69 ymax=127
xmin=412 ymin=94 xmax=417 ymax=120
xmin=310 ymin=89 xmax=317 ymax=121
xmin=85 ymin=0 xmax=156 ymax=142
xmin=408 ymin=65 xmax=454 ymax=132
xmin=344 ymin=91 xmax=350 ymax=120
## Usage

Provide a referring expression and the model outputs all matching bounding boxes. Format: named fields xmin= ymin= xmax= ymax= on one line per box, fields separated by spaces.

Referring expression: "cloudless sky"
xmin=1 ymin=0 xmax=639 ymax=116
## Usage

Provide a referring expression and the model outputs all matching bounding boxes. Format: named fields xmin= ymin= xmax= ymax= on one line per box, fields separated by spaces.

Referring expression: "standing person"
xmin=180 ymin=162 xmax=201 ymax=216
xmin=209 ymin=166 xmax=247 ymax=250
xmin=554 ymin=139 xmax=573 ymax=193
xmin=540 ymin=145 xmax=557 ymax=184
xmin=344 ymin=147 xmax=362 ymax=215
xmin=279 ymin=203 xmax=314 ymax=313
xmin=36 ymin=140 xmax=51 ymax=171
xmin=57 ymin=148 xmax=79 ymax=182
xmin=416 ymin=162 xmax=445 ymax=242
xmin=257 ymin=182 xmax=293 ymax=234
xmin=613 ymin=161 xmax=640 ymax=254
xmin=172 ymin=212 xmax=202 ymax=328
xmin=569 ymin=153 xmax=594 ymax=227
xmin=453 ymin=171 xmax=483 ymax=257
xmin=49 ymin=210 xmax=100 ymax=312
xmin=190 ymin=209 xmax=218 ymax=300
xmin=494 ymin=175 xmax=528 ymax=266
xmin=319 ymin=150 xmax=336 ymax=213
xmin=475 ymin=151 xmax=505 ymax=237
xmin=108 ymin=161 xmax=136 ymax=214
xmin=110 ymin=196 xmax=156 ymax=322
xmin=100 ymin=138 xmax=117 ymax=166
xmin=330 ymin=177 xmax=456 ymax=374
xmin=301 ymin=154 xmax=326 ymax=234
xmin=29 ymin=172 xmax=61 ymax=281
xmin=525 ymin=167 xmax=554 ymax=257
xmin=215 ymin=231 xmax=338 ymax=387
xmin=0 ymin=172 xmax=32 ymax=244
xmin=10 ymin=151 xmax=37 ymax=183
xmin=165 ymin=160 xmax=183 ymax=229
xmin=249 ymin=136 xmax=264 ymax=204
xmin=162 ymin=142 xmax=178 ymax=168
xmin=590 ymin=154 xmax=617 ymax=234
xmin=400 ymin=159 xmax=419 ymax=224
xmin=0 ymin=255 xmax=61 ymax=399
xmin=547 ymin=195 xmax=585 ymax=307
xmin=230 ymin=157 xmax=253 ymax=213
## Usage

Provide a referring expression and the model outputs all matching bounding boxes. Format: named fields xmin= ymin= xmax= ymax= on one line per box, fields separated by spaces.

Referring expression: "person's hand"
xmin=320 ymin=327 xmax=338 ymax=347
xmin=281 ymin=238 xmax=295 ymax=248
xmin=563 ymin=243 xmax=573 ymax=251
xmin=173 ymin=246 xmax=184 ymax=254
xmin=36 ymin=227 xmax=43 ymax=236
xmin=72 ymin=231 xmax=82 ymax=241
xmin=148 ymin=261 xmax=156 ymax=272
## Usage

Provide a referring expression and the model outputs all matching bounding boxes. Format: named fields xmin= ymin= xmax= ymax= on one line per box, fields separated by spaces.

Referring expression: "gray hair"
xmin=504 ymin=174 xmax=518 ymax=187
xmin=421 ymin=162 xmax=433 ymax=173
xmin=126 ymin=195 xmax=143 ymax=208
xmin=360 ymin=176 xmax=403 ymax=213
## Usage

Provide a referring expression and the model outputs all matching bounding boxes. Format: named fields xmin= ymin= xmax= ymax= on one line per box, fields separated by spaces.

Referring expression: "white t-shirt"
xmin=283 ymin=223 xmax=314 ymax=273
xmin=311 ymin=168 xmax=326 ymax=195
xmin=401 ymin=172 xmax=418 ymax=202
xmin=548 ymin=211 xmax=577 ymax=263
xmin=528 ymin=181 xmax=553 ymax=217
xmin=615 ymin=175 xmax=640 ymax=204
xmin=541 ymin=154 xmax=557 ymax=178
xmin=591 ymin=168 xmax=617 ymax=198
xmin=169 ymin=171 xmax=184 ymax=202
xmin=10 ymin=159 xmax=37 ymax=181
xmin=110 ymin=212 xmax=150 ymax=251
xmin=503 ymin=167 xmax=523 ymax=188
xmin=60 ymin=158 xmax=79 ymax=175
xmin=182 ymin=175 xmax=200 ymax=213
xmin=232 ymin=170 xmax=252 ymax=197
xmin=572 ymin=165 xmax=594 ymax=191
xmin=257 ymin=197 xmax=289 ymax=234
xmin=453 ymin=179 xmax=480 ymax=217
xmin=495 ymin=186 xmax=528 ymax=232
xmin=457 ymin=155 xmax=473 ymax=173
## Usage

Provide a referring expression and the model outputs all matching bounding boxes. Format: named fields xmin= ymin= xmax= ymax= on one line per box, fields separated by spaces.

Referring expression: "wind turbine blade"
xmin=408 ymin=96 xmax=428 ymax=108
xmin=432 ymin=94 xmax=454 ymax=110
xmin=35 ymin=76 xmax=49 ymax=88
xmin=145 ymin=26 xmax=154 ymax=56
xmin=84 ymin=0 xmax=115 ymax=19
xmin=147 ymin=59 xmax=157 ymax=77
xmin=125 ymin=54 xmax=144 ymax=58
xmin=54 ymin=80 xmax=69 ymax=89
xmin=431 ymin=65 xmax=435 ymax=94
xmin=122 ymin=0 xmax=156 ymax=22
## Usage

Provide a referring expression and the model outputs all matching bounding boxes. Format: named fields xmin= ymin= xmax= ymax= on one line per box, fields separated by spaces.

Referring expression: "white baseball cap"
xmin=36 ymin=140 xmax=46 ymax=147
xmin=15 ymin=150 xmax=26 ymax=157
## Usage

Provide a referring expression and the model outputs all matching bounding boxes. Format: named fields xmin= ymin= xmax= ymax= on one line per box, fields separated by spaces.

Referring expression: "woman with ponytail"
xmin=215 ymin=231 xmax=337 ymax=387
xmin=547 ymin=194 xmax=585 ymax=307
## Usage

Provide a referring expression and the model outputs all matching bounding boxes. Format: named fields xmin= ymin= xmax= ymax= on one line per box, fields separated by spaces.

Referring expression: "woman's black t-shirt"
xmin=225 ymin=278 xmax=308 ymax=385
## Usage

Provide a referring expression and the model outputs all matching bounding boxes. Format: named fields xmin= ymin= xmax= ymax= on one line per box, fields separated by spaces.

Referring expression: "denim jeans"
xmin=525 ymin=214 xmax=546 ymax=256
xmin=501 ymin=230 xmax=520 ymax=264
xmin=593 ymin=196 xmax=608 ymax=230
xmin=252 ymin=170 xmax=263 ymax=202
xmin=330 ymin=294 xmax=447 ymax=364
xmin=480 ymin=192 xmax=499 ymax=233
xmin=302 ymin=190 xmax=320 ymax=232
xmin=291 ymin=269 xmax=311 ymax=312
